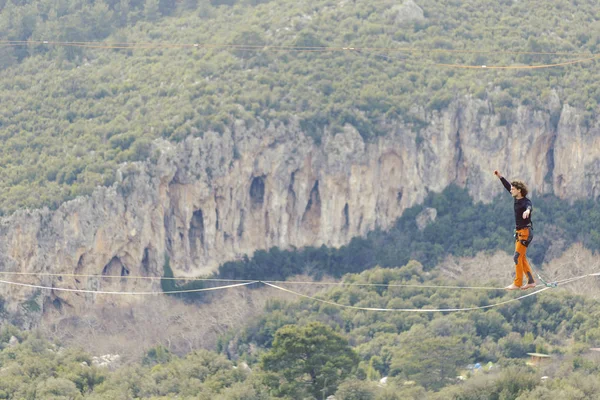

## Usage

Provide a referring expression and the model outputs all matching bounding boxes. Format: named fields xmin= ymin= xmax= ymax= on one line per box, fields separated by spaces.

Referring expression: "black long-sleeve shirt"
xmin=500 ymin=177 xmax=532 ymax=229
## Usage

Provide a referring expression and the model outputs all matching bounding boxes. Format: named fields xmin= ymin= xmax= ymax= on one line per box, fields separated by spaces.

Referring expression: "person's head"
xmin=510 ymin=180 xmax=528 ymax=198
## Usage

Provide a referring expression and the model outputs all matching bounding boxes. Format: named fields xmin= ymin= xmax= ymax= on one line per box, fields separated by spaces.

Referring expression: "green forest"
xmin=3 ymin=263 xmax=600 ymax=399
xmin=1 ymin=0 xmax=600 ymax=213
xmin=3 ymin=0 xmax=600 ymax=398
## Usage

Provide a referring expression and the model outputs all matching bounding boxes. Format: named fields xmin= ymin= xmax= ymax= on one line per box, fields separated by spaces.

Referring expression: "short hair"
xmin=511 ymin=180 xmax=528 ymax=197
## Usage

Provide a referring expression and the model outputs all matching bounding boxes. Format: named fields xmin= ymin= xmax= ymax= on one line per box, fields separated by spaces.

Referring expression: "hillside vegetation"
xmin=1 ymin=0 xmax=600 ymax=213
xmin=2 ymin=263 xmax=600 ymax=399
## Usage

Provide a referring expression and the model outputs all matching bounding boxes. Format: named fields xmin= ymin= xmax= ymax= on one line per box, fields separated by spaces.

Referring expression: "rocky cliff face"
xmin=0 ymin=96 xmax=598 ymax=325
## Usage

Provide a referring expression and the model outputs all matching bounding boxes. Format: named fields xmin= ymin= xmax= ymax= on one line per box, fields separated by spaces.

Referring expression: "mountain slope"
xmin=1 ymin=0 xmax=600 ymax=212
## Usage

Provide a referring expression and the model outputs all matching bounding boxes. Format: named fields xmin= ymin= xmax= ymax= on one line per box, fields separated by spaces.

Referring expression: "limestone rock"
xmin=92 ymin=354 xmax=121 ymax=369
xmin=416 ymin=207 xmax=437 ymax=231
xmin=390 ymin=0 xmax=426 ymax=25
xmin=8 ymin=336 xmax=18 ymax=347
xmin=0 ymin=97 xmax=599 ymax=326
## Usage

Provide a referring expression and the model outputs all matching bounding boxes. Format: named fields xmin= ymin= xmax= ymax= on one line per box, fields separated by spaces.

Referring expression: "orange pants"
xmin=513 ymin=227 xmax=533 ymax=287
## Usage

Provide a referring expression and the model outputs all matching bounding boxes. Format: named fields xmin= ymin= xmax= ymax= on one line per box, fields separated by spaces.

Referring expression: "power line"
xmin=263 ymin=279 xmax=506 ymax=290
xmin=1 ymin=271 xmax=597 ymax=290
xmin=436 ymin=54 xmax=600 ymax=69
xmin=0 ymin=271 xmax=255 ymax=283
xmin=0 ymin=39 xmax=593 ymax=56
xmin=0 ymin=271 xmax=533 ymax=290
xmin=0 ymin=272 xmax=597 ymax=312
xmin=0 ymin=278 xmax=258 ymax=295
xmin=0 ymin=40 xmax=596 ymax=69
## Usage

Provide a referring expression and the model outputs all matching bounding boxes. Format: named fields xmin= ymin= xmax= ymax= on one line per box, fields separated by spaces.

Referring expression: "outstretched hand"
xmin=494 ymin=170 xmax=502 ymax=178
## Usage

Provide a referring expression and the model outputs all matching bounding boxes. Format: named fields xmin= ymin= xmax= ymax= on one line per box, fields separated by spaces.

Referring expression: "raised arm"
xmin=494 ymin=170 xmax=511 ymax=193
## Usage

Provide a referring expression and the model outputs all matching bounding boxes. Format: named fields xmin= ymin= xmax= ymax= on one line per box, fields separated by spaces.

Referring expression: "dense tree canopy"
xmin=4 ymin=260 xmax=600 ymax=398
xmin=1 ymin=0 xmax=600 ymax=213
xmin=261 ymin=322 xmax=358 ymax=398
